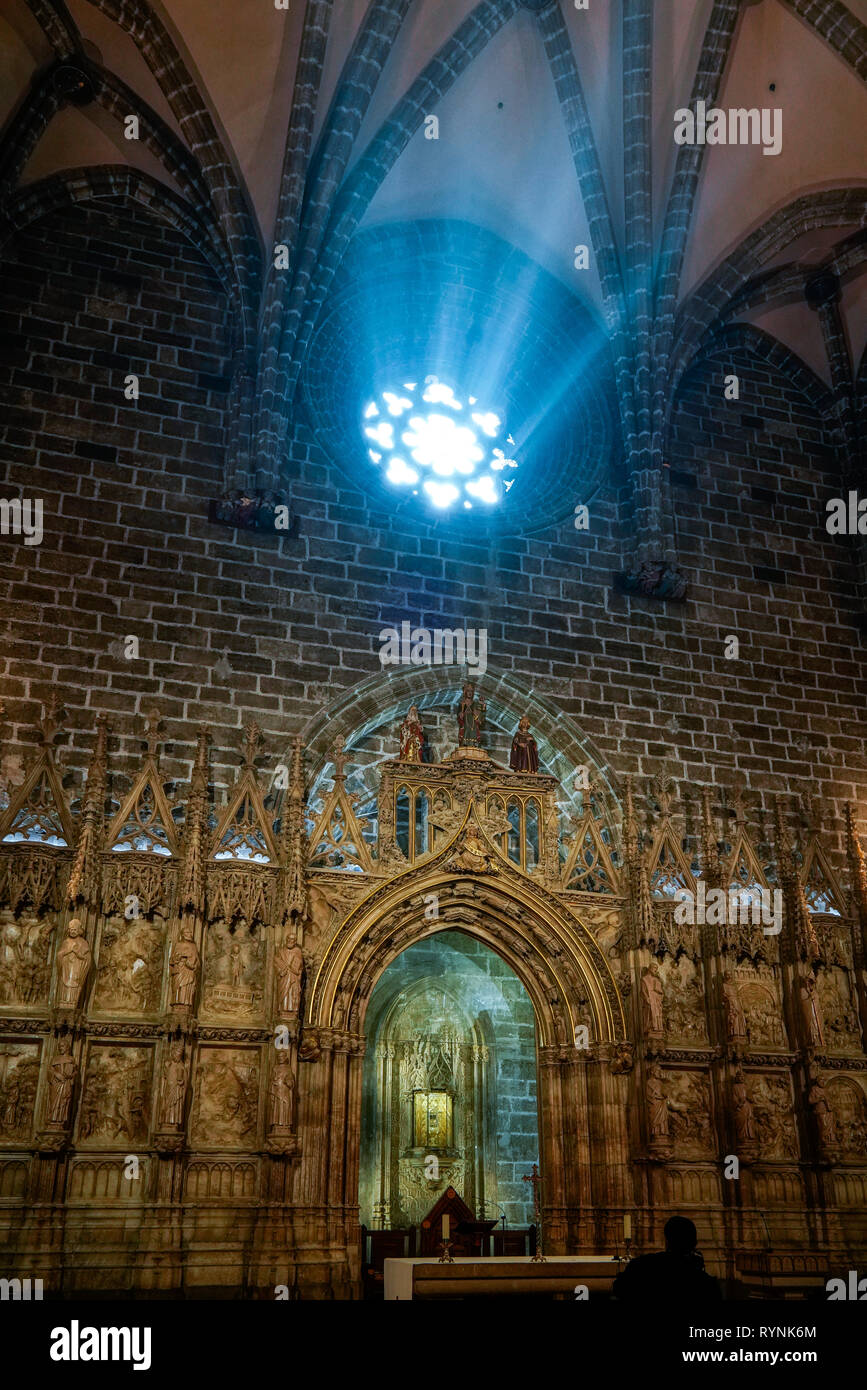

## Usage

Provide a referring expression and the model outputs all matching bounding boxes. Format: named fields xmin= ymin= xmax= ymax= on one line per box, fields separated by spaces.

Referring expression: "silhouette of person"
xmin=612 ymin=1216 xmax=721 ymax=1301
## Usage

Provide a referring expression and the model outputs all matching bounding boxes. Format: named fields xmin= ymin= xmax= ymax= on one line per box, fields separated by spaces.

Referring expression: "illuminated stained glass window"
xmin=362 ymin=377 xmax=517 ymax=512
xmin=412 ymin=1089 xmax=453 ymax=1150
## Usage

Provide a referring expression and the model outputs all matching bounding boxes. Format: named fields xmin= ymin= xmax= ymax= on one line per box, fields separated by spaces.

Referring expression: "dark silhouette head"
xmin=664 ymin=1216 xmax=698 ymax=1255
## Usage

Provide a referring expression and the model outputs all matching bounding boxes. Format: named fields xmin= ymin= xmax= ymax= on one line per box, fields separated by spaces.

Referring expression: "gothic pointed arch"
xmin=210 ymin=724 xmax=279 ymax=866
xmin=106 ymin=712 xmax=178 ymax=858
xmin=308 ymin=803 xmax=627 ymax=1050
xmin=0 ymin=716 xmax=73 ymax=849
xmin=286 ymin=663 xmax=622 ymax=837
xmin=562 ymin=811 xmax=622 ymax=895
xmin=307 ymin=736 xmax=374 ymax=874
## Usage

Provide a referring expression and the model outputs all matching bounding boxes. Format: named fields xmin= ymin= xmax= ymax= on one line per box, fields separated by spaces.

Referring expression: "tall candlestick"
xmin=623 ymin=1214 xmax=632 ymax=1241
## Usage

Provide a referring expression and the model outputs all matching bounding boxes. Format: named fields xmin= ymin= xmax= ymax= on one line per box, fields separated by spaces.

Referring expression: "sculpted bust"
xmin=55 ymin=918 xmax=91 ymax=1010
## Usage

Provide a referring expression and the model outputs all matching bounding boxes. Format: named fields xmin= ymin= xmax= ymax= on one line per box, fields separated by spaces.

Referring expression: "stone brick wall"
xmin=2 ymin=201 xmax=865 ymax=872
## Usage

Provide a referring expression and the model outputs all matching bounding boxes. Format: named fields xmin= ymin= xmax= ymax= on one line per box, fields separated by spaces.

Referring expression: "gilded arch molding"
xmin=307 ymin=806 xmax=627 ymax=1050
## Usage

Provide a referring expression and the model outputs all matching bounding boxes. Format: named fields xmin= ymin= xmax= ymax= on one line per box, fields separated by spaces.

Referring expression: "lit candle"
xmin=623 ymin=1214 xmax=632 ymax=1241
xmin=442 ymin=1214 xmax=450 ymax=1240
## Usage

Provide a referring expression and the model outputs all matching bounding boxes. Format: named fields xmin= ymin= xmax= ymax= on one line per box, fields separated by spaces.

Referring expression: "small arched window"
xmin=396 ymin=786 xmax=411 ymax=858
xmin=415 ymin=789 xmax=431 ymax=857
xmin=525 ymin=798 xmax=540 ymax=871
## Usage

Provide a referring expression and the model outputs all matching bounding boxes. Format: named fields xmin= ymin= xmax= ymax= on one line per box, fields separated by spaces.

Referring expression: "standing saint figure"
xmin=398 ymin=705 xmax=425 ymax=762
xmin=268 ymin=1051 xmax=296 ymax=1130
xmin=55 ymin=918 xmax=92 ymax=1010
xmin=509 ymin=716 xmax=539 ymax=773
xmin=807 ymin=1067 xmax=838 ymax=1149
xmin=646 ymin=1062 xmax=669 ymax=1141
xmin=46 ymin=1035 xmax=77 ymax=1127
xmin=274 ymin=934 xmax=304 ymax=1014
xmin=457 ymin=682 xmax=486 ymax=749
xmin=230 ymin=943 xmax=244 ymax=987
xmin=731 ymin=1068 xmax=756 ymax=1143
xmin=169 ymin=923 xmax=200 ymax=1009
xmin=641 ymin=962 xmax=665 ymax=1036
xmin=800 ymin=972 xmax=825 ymax=1049
xmin=159 ymin=1041 xmax=188 ymax=1129
xmin=721 ymin=973 xmax=748 ymax=1041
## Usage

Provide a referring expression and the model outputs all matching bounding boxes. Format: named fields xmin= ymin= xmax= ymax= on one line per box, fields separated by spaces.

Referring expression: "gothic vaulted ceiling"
xmin=2 ymin=0 xmax=867 ymax=528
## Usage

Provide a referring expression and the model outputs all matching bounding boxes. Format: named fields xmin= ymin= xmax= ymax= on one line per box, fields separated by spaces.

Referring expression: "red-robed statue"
xmin=399 ymin=705 xmax=425 ymax=762
xmin=509 ymin=716 xmax=539 ymax=773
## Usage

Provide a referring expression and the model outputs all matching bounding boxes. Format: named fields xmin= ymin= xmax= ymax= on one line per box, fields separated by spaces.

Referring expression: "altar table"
xmin=383 ymin=1254 xmax=621 ymax=1300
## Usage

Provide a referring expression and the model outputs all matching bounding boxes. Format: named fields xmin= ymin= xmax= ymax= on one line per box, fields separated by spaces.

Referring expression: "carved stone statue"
xmin=646 ymin=1061 xmax=669 ymax=1141
xmin=731 ymin=1068 xmax=756 ymax=1143
xmin=800 ymin=972 xmax=825 ymax=1049
xmin=46 ymin=1036 xmax=77 ymax=1127
xmin=609 ymin=1041 xmax=634 ymax=1075
xmin=268 ymin=1051 xmax=296 ymax=1130
xmin=305 ymin=882 xmax=338 ymax=946
xmin=159 ymin=1042 xmax=188 ymax=1129
xmin=807 ymin=1067 xmax=838 ymax=1149
xmin=55 ymin=918 xmax=91 ymax=1010
xmin=274 ymin=934 xmax=305 ymax=1014
xmin=457 ymin=682 xmax=486 ymax=749
xmin=449 ymin=829 xmax=497 ymax=875
xmin=722 ymin=973 xmax=748 ymax=1040
xmin=169 ymin=922 xmax=200 ymax=1008
xmin=398 ymin=705 xmax=425 ymax=762
xmin=641 ymin=962 xmax=664 ymax=1035
xmin=510 ymin=716 xmax=539 ymax=773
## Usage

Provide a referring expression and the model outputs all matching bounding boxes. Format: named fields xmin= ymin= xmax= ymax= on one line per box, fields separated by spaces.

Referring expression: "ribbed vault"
xmin=3 ymin=0 xmax=866 ymax=578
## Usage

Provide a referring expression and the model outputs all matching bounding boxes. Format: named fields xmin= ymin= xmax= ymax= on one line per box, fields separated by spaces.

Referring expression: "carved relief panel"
xmin=190 ymin=1047 xmax=260 ymax=1148
xmin=0 ymin=910 xmax=56 ymax=1007
xmin=827 ymin=1079 xmax=867 ymax=1159
xmin=745 ymin=1072 xmax=799 ymax=1160
xmin=660 ymin=956 xmax=708 ymax=1044
xmin=77 ymin=1045 xmax=152 ymax=1146
xmin=0 ymin=1041 xmax=40 ymax=1141
xmin=736 ymin=966 xmax=787 ymax=1049
xmin=201 ymin=921 xmax=265 ymax=1021
xmin=666 ymin=1071 xmax=714 ymax=1157
xmin=817 ymin=968 xmax=862 ymax=1053
xmin=92 ymin=913 xmax=166 ymax=1014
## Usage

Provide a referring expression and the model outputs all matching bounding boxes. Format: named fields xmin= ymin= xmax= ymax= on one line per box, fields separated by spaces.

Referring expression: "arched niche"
xmin=358 ymin=942 xmax=539 ymax=1231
